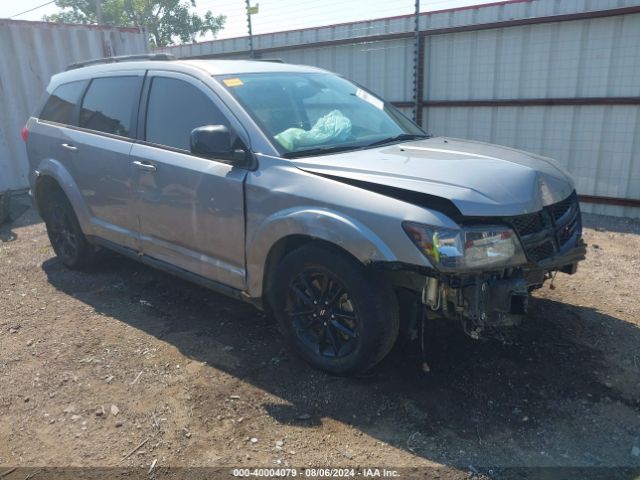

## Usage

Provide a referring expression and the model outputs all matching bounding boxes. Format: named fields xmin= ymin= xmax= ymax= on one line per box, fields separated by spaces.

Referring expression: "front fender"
xmin=245 ymin=207 xmax=397 ymax=297
xmin=34 ymin=159 xmax=93 ymax=234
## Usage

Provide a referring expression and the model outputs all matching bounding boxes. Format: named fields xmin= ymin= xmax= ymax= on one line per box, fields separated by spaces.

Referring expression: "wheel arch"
xmin=261 ymin=235 xmax=367 ymax=305
xmin=246 ymin=208 xmax=398 ymax=300
xmin=33 ymin=160 xmax=92 ymax=232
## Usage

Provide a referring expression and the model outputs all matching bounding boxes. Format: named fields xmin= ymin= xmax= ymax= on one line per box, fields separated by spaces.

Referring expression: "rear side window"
xmin=79 ymin=76 xmax=140 ymax=137
xmin=40 ymin=81 xmax=86 ymax=125
xmin=145 ymin=77 xmax=229 ymax=151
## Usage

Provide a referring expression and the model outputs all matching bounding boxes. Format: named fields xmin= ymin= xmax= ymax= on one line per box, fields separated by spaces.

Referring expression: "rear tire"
xmin=42 ymin=189 xmax=99 ymax=270
xmin=270 ymin=244 xmax=399 ymax=375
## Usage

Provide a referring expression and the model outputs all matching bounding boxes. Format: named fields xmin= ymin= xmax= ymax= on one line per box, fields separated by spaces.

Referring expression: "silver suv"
xmin=25 ymin=54 xmax=586 ymax=375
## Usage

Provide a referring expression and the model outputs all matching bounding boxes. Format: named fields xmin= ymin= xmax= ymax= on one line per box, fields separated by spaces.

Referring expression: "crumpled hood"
xmin=292 ymin=137 xmax=575 ymax=217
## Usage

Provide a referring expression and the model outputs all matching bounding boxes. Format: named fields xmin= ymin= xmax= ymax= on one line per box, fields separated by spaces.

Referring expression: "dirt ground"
xmin=1 ymin=200 xmax=639 ymax=478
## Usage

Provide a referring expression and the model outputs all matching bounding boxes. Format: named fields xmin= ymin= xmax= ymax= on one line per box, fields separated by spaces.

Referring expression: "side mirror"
xmin=190 ymin=125 xmax=248 ymax=165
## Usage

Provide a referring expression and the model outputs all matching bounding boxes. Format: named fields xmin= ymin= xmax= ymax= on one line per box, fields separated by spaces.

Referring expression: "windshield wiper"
xmin=282 ymin=133 xmax=430 ymax=158
xmin=282 ymin=144 xmax=364 ymax=159
xmin=366 ymin=133 xmax=430 ymax=147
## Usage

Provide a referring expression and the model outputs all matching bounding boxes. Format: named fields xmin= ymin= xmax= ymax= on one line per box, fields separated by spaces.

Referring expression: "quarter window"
xmin=40 ymin=81 xmax=86 ymax=125
xmin=79 ymin=76 xmax=140 ymax=137
xmin=145 ymin=77 xmax=229 ymax=151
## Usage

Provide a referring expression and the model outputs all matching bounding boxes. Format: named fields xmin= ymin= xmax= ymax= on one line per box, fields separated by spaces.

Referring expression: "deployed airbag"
xmin=275 ymin=110 xmax=352 ymax=150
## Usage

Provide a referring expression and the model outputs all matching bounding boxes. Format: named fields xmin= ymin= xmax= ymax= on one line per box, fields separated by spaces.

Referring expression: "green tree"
xmin=44 ymin=0 xmax=226 ymax=47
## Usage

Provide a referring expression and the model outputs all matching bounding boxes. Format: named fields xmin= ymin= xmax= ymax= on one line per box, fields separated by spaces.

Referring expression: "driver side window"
xmin=145 ymin=77 xmax=229 ymax=151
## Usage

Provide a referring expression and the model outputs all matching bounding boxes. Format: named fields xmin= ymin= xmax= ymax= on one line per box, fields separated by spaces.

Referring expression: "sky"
xmin=0 ymin=0 xmax=501 ymax=41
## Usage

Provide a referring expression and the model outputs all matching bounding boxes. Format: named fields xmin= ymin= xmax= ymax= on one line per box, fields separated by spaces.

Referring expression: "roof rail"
xmin=254 ymin=58 xmax=285 ymax=63
xmin=66 ymin=53 xmax=176 ymax=71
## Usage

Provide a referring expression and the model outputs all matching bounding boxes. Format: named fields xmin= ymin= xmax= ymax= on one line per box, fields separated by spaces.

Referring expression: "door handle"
xmin=61 ymin=143 xmax=78 ymax=152
xmin=132 ymin=160 xmax=157 ymax=172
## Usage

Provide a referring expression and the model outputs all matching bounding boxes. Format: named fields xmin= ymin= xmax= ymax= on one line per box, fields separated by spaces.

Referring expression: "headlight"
xmin=402 ymin=222 xmax=527 ymax=271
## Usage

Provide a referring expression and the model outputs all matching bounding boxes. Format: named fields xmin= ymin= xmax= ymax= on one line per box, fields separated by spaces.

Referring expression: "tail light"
xmin=21 ymin=125 xmax=29 ymax=142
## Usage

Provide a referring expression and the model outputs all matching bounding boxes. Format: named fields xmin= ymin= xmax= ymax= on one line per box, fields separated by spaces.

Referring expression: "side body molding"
xmin=245 ymin=207 xmax=398 ymax=298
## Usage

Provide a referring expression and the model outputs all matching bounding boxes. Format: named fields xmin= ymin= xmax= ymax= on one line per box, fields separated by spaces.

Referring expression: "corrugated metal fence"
xmin=0 ymin=19 xmax=148 ymax=192
xmin=157 ymin=0 xmax=640 ymax=218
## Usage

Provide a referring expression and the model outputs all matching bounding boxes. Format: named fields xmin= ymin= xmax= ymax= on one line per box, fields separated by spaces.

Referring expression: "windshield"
xmin=217 ymin=72 xmax=426 ymax=157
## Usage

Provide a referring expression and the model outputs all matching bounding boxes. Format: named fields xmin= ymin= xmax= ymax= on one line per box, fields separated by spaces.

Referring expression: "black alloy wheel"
xmin=42 ymin=188 xmax=99 ymax=269
xmin=287 ymin=270 xmax=360 ymax=358
xmin=270 ymin=244 xmax=400 ymax=375
xmin=47 ymin=207 xmax=80 ymax=264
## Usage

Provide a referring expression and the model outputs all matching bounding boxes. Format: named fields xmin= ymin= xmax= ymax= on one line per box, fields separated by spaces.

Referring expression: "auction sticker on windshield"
xmin=356 ymin=88 xmax=384 ymax=110
xmin=223 ymin=77 xmax=244 ymax=87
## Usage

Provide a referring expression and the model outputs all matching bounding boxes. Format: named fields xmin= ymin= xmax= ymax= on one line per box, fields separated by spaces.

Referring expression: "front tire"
xmin=42 ymin=189 xmax=98 ymax=269
xmin=270 ymin=244 xmax=399 ymax=375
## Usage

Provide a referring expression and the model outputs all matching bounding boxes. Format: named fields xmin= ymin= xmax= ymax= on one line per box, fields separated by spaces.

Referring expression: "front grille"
xmin=558 ymin=212 xmax=580 ymax=245
xmin=507 ymin=191 xmax=582 ymax=263
xmin=511 ymin=213 xmax=543 ymax=236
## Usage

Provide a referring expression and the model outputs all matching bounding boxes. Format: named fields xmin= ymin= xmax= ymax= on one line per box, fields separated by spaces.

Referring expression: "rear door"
xmin=68 ymin=72 xmax=144 ymax=249
xmin=130 ymin=71 xmax=248 ymax=290
xmin=32 ymin=80 xmax=88 ymax=176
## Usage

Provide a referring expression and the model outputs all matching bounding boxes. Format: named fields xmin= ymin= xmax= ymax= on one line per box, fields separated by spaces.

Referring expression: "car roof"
xmin=182 ymin=59 xmax=327 ymax=75
xmin=49 ymin=58 xmax=328 ymax=88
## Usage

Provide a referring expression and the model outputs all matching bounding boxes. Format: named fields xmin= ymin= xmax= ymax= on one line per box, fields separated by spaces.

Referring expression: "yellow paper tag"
xmin=223 ymin=78 xmax=244 ymax=87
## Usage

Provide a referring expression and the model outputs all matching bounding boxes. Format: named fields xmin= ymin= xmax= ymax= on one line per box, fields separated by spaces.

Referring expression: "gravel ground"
xmin=1 ymin=202 xmax=639 ymax=478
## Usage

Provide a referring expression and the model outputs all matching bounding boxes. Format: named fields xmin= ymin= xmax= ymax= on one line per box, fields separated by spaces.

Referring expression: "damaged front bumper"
xmin=458 ymin=238 xmax=586 ymax=339
xmin=379 ymin=190 xmax=588 ymax=340
xmin=376 ymin=237 xmax=587 ymax=341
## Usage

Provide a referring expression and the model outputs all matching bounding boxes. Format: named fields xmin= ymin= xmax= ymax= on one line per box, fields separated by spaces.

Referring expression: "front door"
xmin=130 ymin=72 xmax=248 ymax=290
